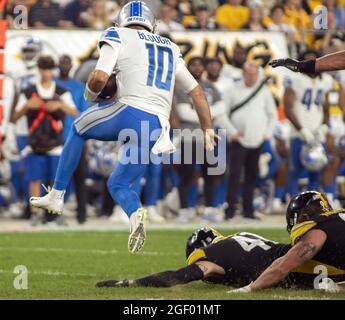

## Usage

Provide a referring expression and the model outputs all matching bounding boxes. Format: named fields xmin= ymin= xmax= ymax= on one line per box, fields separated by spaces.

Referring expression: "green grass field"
xmin=0 ymin=228 xmax=344 ymax=300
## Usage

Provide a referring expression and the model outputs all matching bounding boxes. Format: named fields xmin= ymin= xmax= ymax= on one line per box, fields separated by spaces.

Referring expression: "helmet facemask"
xmin=286 ymin=191 xmax=332 ymax=233
xmin=185 ymin=227 xmax=221 ymax=259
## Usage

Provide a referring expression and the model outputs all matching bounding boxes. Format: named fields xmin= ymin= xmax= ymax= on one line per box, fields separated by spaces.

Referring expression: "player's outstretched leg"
xmin=29 ymin=125 xmax=85 ymax=214
xmin=107 ymin=147 xmax=150 ymax=254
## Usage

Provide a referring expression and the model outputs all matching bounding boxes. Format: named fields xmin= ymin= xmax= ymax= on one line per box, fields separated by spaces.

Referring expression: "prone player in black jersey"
xmin=231 ymin=191 xmax=345 ymax=293
xmin=96 ymin=228 xmax=296 ymax=289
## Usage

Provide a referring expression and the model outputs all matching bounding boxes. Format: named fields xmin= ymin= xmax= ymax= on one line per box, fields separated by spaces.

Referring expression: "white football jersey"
xmin=284 ymin=72 xmax=333 ymax=137
xmin=98 ymin=27 xmax=187 ymax=120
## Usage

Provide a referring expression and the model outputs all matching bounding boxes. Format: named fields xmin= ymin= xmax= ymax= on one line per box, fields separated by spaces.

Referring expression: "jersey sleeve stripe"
xmin=186 ymin=248 xmax=206 ymax=265
xmin=290 ymin=221 xmax=317 ymax=245
xmin=103 ymin=38 xmax=121 ymax=44
xmin=104 ymin=30 xmax=121 ymax=40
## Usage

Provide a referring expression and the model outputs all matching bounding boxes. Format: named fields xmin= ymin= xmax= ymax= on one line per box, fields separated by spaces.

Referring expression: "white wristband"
xmin=84 ymin=84 xmax=101 ymax=102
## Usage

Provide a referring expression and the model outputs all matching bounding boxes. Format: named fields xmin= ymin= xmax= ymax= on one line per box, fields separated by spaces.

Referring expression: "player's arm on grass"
xmin=249 ymin=229 xmax=327 ymax=291
xmin=270 ymin=50 xmax=345 ymax=73
xmin=96 ymin=261 xmax=225 ymax=288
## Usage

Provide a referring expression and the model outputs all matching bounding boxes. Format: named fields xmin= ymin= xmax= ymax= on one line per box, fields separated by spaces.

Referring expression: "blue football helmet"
xmin=116 ymin=1 xmax=156 ymax=33
xmin=21 ymin=37 xmax=42 ymax=63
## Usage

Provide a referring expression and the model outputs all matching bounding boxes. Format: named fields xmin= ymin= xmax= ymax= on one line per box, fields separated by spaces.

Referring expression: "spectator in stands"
xmin=323 ymin=0 xmax=344 ymax=29
xmin=215 ymin=0 xmax=250 ymax=30
xmin=63 ymin=0 xmax=90 ymax=28
xmin=283 ymin=0 xmax=311 ymax=31
xmin=80 ymin=0 xmax=112 ymax=30
xmin=191 ymin=0 xmax=219 ymax=15
xmin=186 ymin=4 xmax=218 ymax=30
xmin=307 ymin=0 xmax=345 ymax=28
xmin=266 ymin=4 xmax=297 ymax=40
xmin=221 ymin=42 xmax=248 ymax=82
xmin=156 ymin=2 xmax=185 ymax=34
xmin=215 ymin=61 xmax=277 ymax=220
xmin=163 ymin=0 xmax=191 ymax=22
xmin=242 ymin=5 xmax=266 ymax=31
xmin=12 ymin=56 xmax=77 ymax=226
xmin=144 ymin=0 xmax=162 ymax=15
xmin=29 ymin=0 xmax=73 ymax=28
xmin=55 ymin=55 xmax=89 ymax=224
xmin=205 ymin=57 xmax=233 ymax=104
xmin=312 ymin=9 xmax=338 ymax=50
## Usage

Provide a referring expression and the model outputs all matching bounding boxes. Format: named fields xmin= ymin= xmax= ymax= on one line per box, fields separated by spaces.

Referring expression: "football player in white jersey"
xmin=30 ymin=1 xmax=217 ymax=253
xmin=283 ymin=50 xmax=332 ymax=196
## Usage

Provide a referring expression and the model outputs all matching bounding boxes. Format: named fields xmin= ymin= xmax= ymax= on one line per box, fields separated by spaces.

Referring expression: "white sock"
xmin=50 ymin=188 xmax=65 ymax=199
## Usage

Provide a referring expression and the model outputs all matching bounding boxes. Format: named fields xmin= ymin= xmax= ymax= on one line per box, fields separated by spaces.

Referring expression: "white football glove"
xmin=316 ymin=124 xmax=329 ymax=143
xmin=300 ymin=127 xmax=315 ymax=145
xmin=84 ymin=84 xmax=101 ymax=102
xmin=259 ymin=152 xmax=272 ymax=179
xmin=227 ymin=283 xmax=253 ymax=293
xmin=204 ymin=129 xmax=220 ymax=151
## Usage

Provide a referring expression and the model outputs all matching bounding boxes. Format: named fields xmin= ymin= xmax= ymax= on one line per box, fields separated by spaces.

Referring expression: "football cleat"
xmin=30 ymin=186 xmax=65 ymax=215
xmin=128 ymin=208 xmax=147 ymax=254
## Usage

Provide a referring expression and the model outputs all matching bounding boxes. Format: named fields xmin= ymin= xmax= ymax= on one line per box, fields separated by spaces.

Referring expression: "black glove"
xmin=269 ymin=58 xmax=301 ymax=71
xmin=96 ymin=279 xmax=130 ymax=288
xmin=269 ymin=58 xmax=316 ymax=73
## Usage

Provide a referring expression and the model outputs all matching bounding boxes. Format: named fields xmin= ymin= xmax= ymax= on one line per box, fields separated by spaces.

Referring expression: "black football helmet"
xmin=185 ymin=227 xmax=222 ymax=259
xmin=286 ymin=191 xmax=332 ymax=233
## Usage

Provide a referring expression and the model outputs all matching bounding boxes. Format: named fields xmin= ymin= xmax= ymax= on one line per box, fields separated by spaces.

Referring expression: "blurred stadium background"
xmin=1 ymin=0 xmax=345 ymax=300
xmin=1 ymin=0 xmax=345 ymax=230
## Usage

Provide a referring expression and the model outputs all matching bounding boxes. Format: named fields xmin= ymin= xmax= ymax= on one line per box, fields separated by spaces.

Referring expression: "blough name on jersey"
xmin=138 ymin=31 xmax=172 ymax=46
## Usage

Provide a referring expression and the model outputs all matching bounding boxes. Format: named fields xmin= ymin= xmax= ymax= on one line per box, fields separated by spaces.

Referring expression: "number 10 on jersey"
xmin=146 ymin=43 xmax=173 ymax=91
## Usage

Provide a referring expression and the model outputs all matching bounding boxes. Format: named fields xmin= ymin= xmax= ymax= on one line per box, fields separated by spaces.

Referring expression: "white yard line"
xmin=0 ymin=269 xmax=111 ymax=278
xmin=0 ymin=246 xmax=180 ymax=256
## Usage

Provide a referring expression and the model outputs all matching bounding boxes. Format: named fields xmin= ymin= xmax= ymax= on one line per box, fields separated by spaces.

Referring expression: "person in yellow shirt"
xmin=215 ymin=0 xmax=249 ymax=30
xmin=309 ymin=0 xmax=345 ymax=12
xmin=284 ymin=0 xmax=311 ymax=31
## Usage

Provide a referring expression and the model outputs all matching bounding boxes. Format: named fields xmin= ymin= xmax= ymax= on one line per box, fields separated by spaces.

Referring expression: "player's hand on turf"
xmin=96 ymin=279 xmax=130 ymax=288
xmin=204 ymin=129 xmax=220 ymax=151
xmin=227 ymin=283 xmax=252 ymax=293
xmin=269 ymin=58 xmax=301 ymax=72
xmin=317 ymin=279 xmax=340 ymax=293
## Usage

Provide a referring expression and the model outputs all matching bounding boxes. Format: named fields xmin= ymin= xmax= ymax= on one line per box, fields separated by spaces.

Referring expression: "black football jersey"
xmin=287 ymin=209 xmax=345 ymax=287
xmin=186 ymin=232 xmax=291 ymax=287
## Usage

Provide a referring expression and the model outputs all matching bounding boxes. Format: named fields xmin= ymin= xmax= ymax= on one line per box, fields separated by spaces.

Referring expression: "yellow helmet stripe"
xmin=318 ymin=192 xmax=330 ymax=209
